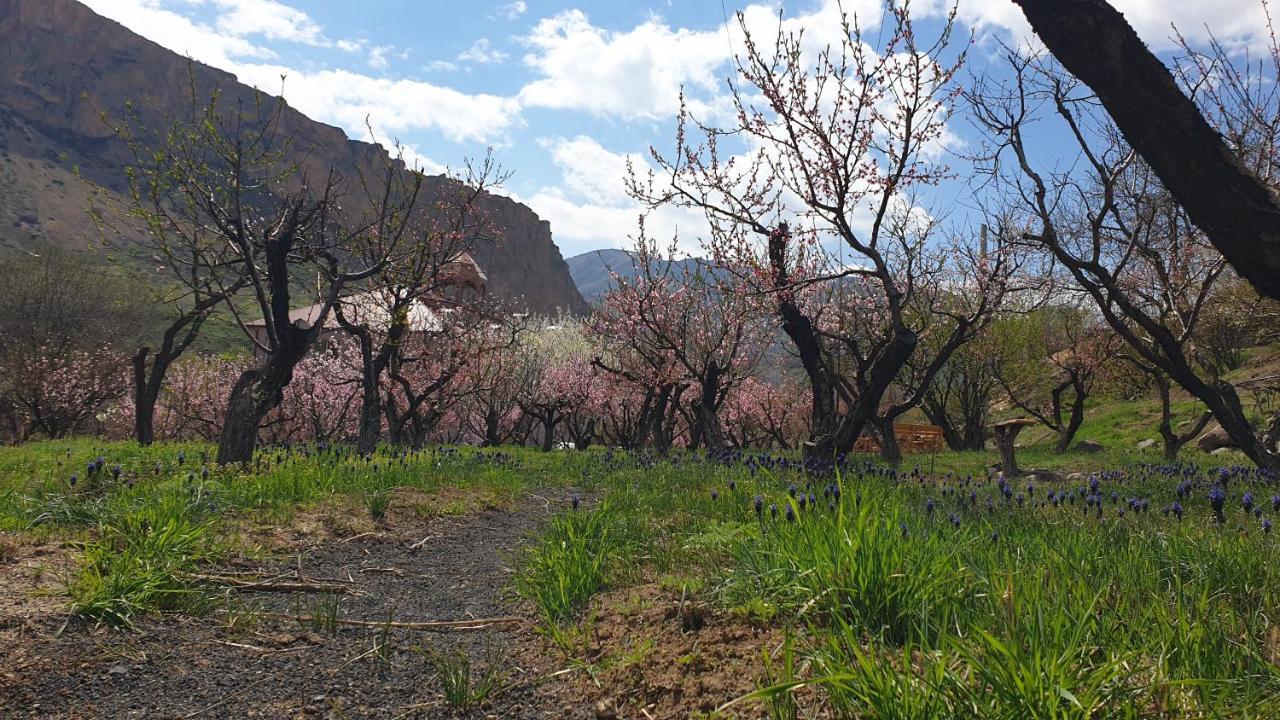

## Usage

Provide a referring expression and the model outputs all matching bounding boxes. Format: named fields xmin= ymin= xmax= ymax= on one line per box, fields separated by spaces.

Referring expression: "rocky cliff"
xmin=0 ymin=0 xmax=587 ymax=316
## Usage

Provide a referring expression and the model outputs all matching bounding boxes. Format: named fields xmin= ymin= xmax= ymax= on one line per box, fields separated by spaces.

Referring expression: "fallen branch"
xmin=254 ymin=611 xmax=524 ymax=631
xmin=187 ymin=573 xmax=353 ymax=594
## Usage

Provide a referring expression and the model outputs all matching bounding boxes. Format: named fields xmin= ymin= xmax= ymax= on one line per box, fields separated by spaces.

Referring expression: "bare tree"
xmin=970 ymin=53 xmax=1280 ymax=468
xmin=333 ymin=152 xmax=506 ymax=454
xmin=130 ymin=85 xmax=425 ymax=463
xmin=92 ymin=80 xmax=251 ymax=445
xmin=1010 ymin=0 xmax=1280 ymax=302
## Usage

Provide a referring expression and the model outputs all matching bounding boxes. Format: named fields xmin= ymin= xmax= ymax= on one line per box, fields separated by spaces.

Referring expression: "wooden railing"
xmin=852 ymin=422 xmax=945 ymax=454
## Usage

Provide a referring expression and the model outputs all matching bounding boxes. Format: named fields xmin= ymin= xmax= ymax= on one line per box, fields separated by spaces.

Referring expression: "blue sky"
xmin=82 ymin=0 xmax=1275 ymax=259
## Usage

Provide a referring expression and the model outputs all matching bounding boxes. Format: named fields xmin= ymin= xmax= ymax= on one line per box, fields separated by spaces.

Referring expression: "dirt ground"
xmin=0 ymin=490 xmax=784 ymax=720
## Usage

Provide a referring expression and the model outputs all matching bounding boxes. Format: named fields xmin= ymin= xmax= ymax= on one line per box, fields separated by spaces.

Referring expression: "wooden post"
xmin=991 ymin=418 xmax=1038 ymax=478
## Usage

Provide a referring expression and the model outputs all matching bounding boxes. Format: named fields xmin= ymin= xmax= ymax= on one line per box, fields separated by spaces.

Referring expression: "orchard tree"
xmin=334 ymin=151 xmax=507 ymax=455
xmin=722 ymin=377 xmax=810 ymax=449
xmin=93 ymin=84 xmax=252 ymax=446
xmin=136 ymin=87 xmax=426 ymax=464
xmin=588 ymin=228 xmax=765 ymax=456
xmin=991 ymin=308 xmax=1113 ymax=454
xmin=634 ymin=3 xmax=1015 ymax=465
xmin=381 ymin=300 xmax=522 ymax=448
xmin=971 ymin=53 xmax=1280 ymax=468
xmin=917 ymin=331 xmax=998 ymax=452
xmin=1011 ymin=0 xmax=1280 ymax=301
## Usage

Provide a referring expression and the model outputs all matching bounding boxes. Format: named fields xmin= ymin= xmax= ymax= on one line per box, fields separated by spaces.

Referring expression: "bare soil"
xmin=0 ymin=491 xmax=593 ymax=719
xmin=0 ymin=490 xmax=782 ymax=719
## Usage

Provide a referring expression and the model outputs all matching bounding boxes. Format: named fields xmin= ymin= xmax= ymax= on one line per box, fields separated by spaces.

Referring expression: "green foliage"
xmin=418 ymin=643 xmax=504 ymax=711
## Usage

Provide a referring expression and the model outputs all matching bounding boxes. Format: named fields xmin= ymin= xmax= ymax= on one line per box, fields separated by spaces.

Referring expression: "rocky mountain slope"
xmin=0 ymin=0 xmax=587 ymax=316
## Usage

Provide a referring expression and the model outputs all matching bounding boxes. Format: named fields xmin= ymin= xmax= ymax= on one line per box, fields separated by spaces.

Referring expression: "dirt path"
xmin=0 ymin=493 xmax=595 ymax=719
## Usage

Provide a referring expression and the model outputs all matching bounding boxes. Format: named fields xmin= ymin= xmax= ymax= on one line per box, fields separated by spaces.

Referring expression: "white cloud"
xmin=81 ymin=0 xmax=276 ymax=68
xmin=515 ymin=0 xmax=886 ymax=121
xmin=209 ymin=0 xmax=330 ymax=47
xmin=496 ymin=1 xmax=527 ymax=21
xmin=522 ymin=136 xmax=712 ymax=257
xmin=367 ymin=45 xmax=391 ymax=70
xmin=457 ymin=38 xmax=508 ymax=65
xmin=945 ymin=0 xmax=1272 ymax=52
xmin=81 ymin=0 xmax=522 ymax=145
xmin=233 ymin=65 xmax=522 ymax=144
xmin=517 ymin=9 xmax=727 ymax=119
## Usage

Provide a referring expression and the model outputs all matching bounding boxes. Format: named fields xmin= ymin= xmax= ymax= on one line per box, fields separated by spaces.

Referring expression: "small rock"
xmin=1066 ymin=472 xmax=1085 ymax=481
xmin=595 ymin=699 xmax=618 ymax=719
xmin=108 ymin=664 xmax=130 ymax=676
xmin=1136 ymin=439 xmax=1157 ymax=450
xmin=1211 ymin=447 xmax=1234 ymax=455
xmin=1197 ymin=425 xmax=1234 ymax=453
xmin=1073 ymin=440 xmax=1104 ymax=453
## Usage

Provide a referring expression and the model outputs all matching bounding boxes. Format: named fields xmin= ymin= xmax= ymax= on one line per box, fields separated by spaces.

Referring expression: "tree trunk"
xmin=875 ymin=416 xmax=903 ymax=465
xmin=132 ymin=347 xmax=156 ymax=446
xmin=216 ymin=347 xmax=305 ymax=464
xmin=1013 ymin=0 xmax=1280 ymax=302
xmin=356 ymin=373 xmax=381 ymax=456
xmin=992 ymin=424 xmax=1028 ymax=477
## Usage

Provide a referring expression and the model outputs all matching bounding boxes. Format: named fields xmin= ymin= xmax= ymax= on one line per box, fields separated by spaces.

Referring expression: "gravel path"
xmin=0 ymin=493 xmax=594 ymax=719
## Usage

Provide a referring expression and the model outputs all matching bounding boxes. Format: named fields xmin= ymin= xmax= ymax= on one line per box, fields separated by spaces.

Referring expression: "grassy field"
xmin=2 ymin=439 xmax=1278 ymax=717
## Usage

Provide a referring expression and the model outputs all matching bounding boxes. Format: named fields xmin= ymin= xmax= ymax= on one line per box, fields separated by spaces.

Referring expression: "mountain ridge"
xmin=0 ymin=0 xmax=588 ymax=316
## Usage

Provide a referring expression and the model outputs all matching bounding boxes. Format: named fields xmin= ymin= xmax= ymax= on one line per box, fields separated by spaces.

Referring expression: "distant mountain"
xmin=567 ymin=249 xmax=716 ymax=303
xmin=0 ymin=0 xmax=588 ymax=316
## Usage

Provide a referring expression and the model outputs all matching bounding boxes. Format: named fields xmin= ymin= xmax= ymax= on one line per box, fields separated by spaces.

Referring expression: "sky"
xmin=81 ymin=0 xmax=1276 ymax=260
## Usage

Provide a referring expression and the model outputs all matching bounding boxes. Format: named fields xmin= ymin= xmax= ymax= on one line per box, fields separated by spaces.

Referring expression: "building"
xmin=245 ymin=252 xmax=488 ymax=355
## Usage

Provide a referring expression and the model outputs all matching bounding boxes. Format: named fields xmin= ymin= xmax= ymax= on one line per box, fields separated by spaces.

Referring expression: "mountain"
xmin=0 ymin=0 xmax=587 ymax=316
xmin=567 ymin=249 xmax=723 ymax=303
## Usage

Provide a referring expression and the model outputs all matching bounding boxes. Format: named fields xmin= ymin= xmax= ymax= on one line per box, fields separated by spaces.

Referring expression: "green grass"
xmin=3 ymin=438 xmax=1279 ymax=715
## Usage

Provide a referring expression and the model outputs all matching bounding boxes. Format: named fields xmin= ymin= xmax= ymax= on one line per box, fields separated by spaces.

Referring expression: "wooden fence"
xmin=852 ymin=422 xmax=945 ymax=454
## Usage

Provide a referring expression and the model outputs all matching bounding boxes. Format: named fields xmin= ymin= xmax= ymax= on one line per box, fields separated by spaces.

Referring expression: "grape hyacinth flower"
xmin=1209 ymin=486 xmax=1226 ymax=523
xmin=1243 ymin=492 xmax=1254 ymax=513
xmin=754 ymin=496 xmax=764 ymax=516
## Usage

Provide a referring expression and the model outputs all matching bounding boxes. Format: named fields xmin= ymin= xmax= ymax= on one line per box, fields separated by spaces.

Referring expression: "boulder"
xmin=1066 ymin=472 xmax=1085 ymax=482
xmin=1027 ymin=468 xmax=1065 ymax=483
xmin=1211 ymin=446 xmax=1235 ymax=456
xmin=1136 ymin=439 xmax=1157 ymax=451
xmin=1197 ymin=425 xmax=1234 ymax=453
xmin=1073 ymin=439 xmax=1104 ymax=453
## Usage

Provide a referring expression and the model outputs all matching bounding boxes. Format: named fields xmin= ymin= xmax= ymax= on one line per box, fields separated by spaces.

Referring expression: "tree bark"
xmin=1013 ymin=0 xmax=1280 ymax=301
xmin=216 ymin=342 xmax=307 ymax=464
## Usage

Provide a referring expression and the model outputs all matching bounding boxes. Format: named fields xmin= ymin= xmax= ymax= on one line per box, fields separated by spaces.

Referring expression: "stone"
xmin=1027 ymin=468 xmax=1065 ymax=483
xmin=1066 ymin=472 xmax=1085 ymax=481
xmin=1073 ymin=440 xmax=1104 ymax=453
xmin=108 ymin=664 xmax=130 ymax=676
xmin=1136 ymin=439 xmax=1157 ymax=450
xmin=1211 ymin=447 xmax=1235 ymax=455
xmin=595 ymin=699 xmax=619 ymax=719
xmin=1197 ymin=425 xmax=1234 ymax=453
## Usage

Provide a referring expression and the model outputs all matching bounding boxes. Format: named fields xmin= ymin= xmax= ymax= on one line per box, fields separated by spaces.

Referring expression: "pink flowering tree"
xmin=722 ymin=376 xmax=811 ymax=450
xmin=515 ymin=322 xmax=602 ymax=451
xmin=588 ymin=228 xmax=766 ymax=455
xmin=335 ymin=152 xmax=508 ymax=455
xmin=632 ymin=3 xmax=1017 ymax=464
xmin=0 ymin=346 xmax=129 ymax=441
xmin=381 ymin=302 xmax=524 ymax=448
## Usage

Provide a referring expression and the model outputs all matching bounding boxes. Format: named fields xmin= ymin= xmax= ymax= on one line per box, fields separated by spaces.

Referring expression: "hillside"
xmin=566 ymin=248 xmax=710 ymax=303
xmin=0 ymin=0 xmax=588 ymax=316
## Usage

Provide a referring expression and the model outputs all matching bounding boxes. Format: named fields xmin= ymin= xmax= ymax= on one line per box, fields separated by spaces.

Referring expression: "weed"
xmin=417 ymin=642 xmax=503 ymax=711
xmin=364 ymin=488 xmax=392 ymax=522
